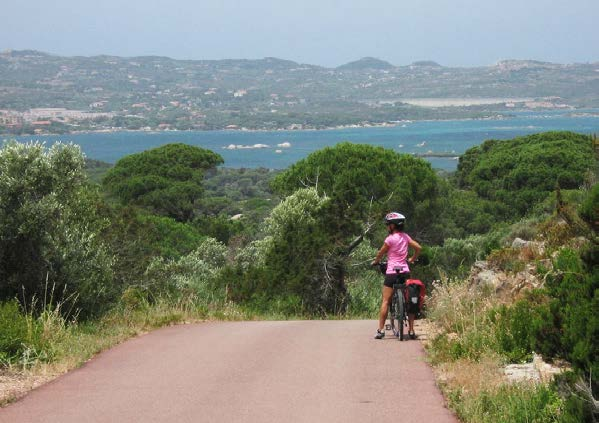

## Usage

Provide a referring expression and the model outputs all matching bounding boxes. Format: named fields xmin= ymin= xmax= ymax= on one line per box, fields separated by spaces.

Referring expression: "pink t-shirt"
xmin=384 ymin=232 xmax=412 ymax=274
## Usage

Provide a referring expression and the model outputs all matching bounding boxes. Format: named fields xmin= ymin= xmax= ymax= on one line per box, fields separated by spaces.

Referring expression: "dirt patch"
xmin=436 ymin=355 xmax=505 ymax=396
xmin=0 ymin=369 xmax=57 ymax=406
xmin=414 ymin=318 xmax=437 ymax=347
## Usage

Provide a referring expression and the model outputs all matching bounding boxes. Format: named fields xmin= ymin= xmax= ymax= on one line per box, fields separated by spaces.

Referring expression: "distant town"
xmin=0 ymin=50 xmax=597 ymax=135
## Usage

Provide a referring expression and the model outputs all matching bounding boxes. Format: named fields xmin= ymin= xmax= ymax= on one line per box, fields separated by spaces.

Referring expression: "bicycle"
xmin=377 ymin=262 xmax=409 ymax=341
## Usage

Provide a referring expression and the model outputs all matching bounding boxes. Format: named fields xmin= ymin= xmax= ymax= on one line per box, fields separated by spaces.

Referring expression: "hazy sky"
xmin=3 ymin=0 xmax=598 ymax=67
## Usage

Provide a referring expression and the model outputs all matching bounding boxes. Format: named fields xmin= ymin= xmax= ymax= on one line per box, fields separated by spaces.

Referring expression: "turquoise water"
xmin=11 ymin=110 xmax=599 ymax=171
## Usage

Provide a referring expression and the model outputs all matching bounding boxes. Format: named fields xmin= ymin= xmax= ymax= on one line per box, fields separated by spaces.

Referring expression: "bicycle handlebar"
xmin=372 ymin=260 xmax=418 ymax=272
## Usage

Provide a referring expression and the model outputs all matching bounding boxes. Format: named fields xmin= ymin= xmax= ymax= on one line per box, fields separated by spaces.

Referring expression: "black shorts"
xmin=383 ymin=273 xmax=410 ymax=288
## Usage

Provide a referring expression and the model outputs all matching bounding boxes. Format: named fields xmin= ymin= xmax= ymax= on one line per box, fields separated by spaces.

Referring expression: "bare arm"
xmin=408 ymin=239 xmax=422 ymax=264
xmin=371 ymin=243 xmax=389 ymax=266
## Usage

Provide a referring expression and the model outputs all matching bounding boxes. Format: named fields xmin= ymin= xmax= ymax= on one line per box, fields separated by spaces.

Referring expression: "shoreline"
xmin=3 ymin=107 xmax=599 ymax=138
xmin=0 ymin=113 xmax=519 ymax=137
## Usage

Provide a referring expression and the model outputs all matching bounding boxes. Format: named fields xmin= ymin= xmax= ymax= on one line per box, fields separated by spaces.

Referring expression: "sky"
xmin=2 ymin=0 xmax=598 ymax=67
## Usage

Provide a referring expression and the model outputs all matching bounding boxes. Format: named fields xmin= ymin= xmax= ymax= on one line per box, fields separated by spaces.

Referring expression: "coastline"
xmin=1 ymin=113 xmax=515 ymax=137
xmin=3 ymin=109 xmax=597 ymax=173
xmin=4 ymin=107 xmax=599 ymax=138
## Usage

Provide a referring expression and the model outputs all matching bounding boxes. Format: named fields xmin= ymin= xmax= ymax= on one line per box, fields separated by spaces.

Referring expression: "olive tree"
xmin=0 ymin=141 xmax=113 ymax=318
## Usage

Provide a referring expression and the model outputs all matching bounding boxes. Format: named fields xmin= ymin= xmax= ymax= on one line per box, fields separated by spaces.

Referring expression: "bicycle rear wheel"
xmin=389 ymin=292 xmax=400 ymax=339
xmin=397 ymin=294 xmax=406 ymax=341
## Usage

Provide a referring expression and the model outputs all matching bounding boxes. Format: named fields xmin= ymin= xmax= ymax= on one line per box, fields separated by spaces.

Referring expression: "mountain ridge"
xmin=2 ymin=49 xmax=596 ymax=69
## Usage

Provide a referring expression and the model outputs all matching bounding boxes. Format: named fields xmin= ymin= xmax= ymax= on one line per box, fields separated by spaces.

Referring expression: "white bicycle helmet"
xmin=384 ymin=212 xmax=405 ymax=225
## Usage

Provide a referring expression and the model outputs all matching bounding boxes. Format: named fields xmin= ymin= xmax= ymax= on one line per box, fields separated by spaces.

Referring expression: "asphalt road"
xmin=0 ymin=320 xmax=457 ymax=423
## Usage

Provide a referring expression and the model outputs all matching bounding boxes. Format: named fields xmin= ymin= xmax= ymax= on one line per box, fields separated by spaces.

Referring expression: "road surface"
xmin=0 ymin=320 xmax=457 ymax=422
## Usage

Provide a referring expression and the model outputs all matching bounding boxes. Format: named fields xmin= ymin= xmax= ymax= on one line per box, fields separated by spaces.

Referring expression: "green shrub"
xmin=0 ymin=141 xmax=114 ymax=319
xmin=541 ymin=248 xmax=599 ymax=397
xmin=143 ymin=237 xmax=228 ymax=304
xmin=555 ymin=372 xmax=599 ymax=423
xmin=0 ymin=300 xmax=32 ymax=359
xmin=193 ymin=214 xmax=243 ymax=245
xmin=503 ymin=217 xmax=543 ymax=243
xmin=450 ymin=383 xmax=563 ymax=423
xmin=489 ymin=296 xmax=550 ymax=363
xmin=579 ymin=183 xmax=599 ymax=230
xmin=428 ymin=230 xmax=505 ymax=280
xmin=346 ymin=271 xmax=381 ymax=317
xmin=120 ymin=287 xmax=150 ymax=311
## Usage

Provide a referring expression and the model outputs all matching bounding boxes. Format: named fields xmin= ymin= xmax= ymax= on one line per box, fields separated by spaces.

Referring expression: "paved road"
xmin=0 ymin=320 xmax=457 ymax=423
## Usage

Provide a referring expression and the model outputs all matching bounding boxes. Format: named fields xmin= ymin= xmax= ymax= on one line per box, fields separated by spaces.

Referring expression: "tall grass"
xmin=426 ymin=278 xmax=507 ymax=363
xmin=448 ymin=383 xmax=564 ymax=423
xmin=425 ymin=277 xmax=574 ymax=421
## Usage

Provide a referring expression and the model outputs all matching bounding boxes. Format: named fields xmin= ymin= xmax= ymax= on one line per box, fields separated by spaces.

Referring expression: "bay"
xmin=9 ymin=110 xmax=599 ymax=171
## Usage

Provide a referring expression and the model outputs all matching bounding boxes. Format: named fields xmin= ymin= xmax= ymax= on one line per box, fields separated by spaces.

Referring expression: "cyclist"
xmin=371 ymin=212 xmax=422 ymax=339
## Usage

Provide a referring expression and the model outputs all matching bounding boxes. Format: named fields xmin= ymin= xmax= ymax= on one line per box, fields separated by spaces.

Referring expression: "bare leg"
xmin=408 ymin=313 xmax=415 ymax=333
xmin=378 ymin=286 xmax=394 ymax=331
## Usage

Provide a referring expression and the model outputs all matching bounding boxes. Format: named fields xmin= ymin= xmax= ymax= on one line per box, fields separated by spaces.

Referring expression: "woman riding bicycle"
xmin=371 ymin=212 xmax=422 ymax=339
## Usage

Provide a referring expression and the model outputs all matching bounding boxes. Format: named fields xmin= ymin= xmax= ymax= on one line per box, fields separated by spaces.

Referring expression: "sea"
xmin=10 ymin=109 xmax=599 ymax=171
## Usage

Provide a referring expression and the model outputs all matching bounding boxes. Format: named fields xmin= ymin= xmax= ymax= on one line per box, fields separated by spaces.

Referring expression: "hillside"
xmin=0 ymin=50 xmax=597 ymax=133
xmin=336 ymin=56 xmax=395 ymax=70
xmin=1 ymin=131 xmax=597 ymax=419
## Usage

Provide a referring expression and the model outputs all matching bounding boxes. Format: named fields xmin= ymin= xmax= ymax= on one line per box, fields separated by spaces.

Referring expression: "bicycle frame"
xmin=376 ymin=262 xmax=411 ymax=341
xmin=386 ymin=281 xmax=408 ymax=341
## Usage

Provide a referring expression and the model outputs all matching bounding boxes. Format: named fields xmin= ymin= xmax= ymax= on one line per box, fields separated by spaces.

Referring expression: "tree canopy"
xmin=103 ymin=143 xmax=223 ymax=221
xmin=230 ymin=144 xmax=445 ymax=313
xmin=455 ymin=131 xmax=595 ymax=217
xmin=271 ymin=142 xmax=442 ymax=242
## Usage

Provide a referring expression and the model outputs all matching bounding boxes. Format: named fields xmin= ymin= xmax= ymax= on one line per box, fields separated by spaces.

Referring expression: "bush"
xmin=228 ymin=188 xmax=350 ymax=314
xmin=542 ymin=248 xmax=599 ymax=396
xmin=0 ymin=141 xmax=114 ymax=319
xmin=579 ymin=183 xmax=599 ymax=230
xmin=449 ymin=383 xmax=563 ymax=423
xmin=489 ymin=294 xmax=552 ymax=363
xmin=193 ymin=214 xmax=244 ymax=245
xmin=0 ymin=300 xmax=33 ymax=360
xmin=428 ymin=230 xmax=505 ymax=280
xmin=143 ymin=237 xmax=228 ymax=304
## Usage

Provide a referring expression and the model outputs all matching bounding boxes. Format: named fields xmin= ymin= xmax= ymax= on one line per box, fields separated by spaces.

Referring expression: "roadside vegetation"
xmin=0 ymin=131 xmax=597 ymax=420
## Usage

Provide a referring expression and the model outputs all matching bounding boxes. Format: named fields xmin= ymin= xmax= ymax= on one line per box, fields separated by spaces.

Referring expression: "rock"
xmin=473 ymin=261 xmax=489 ymax=271
xmin=512 ymin=237 xmax=529 ymax=249
xmin=504 ymin=362 xmax=541 ymax=383
xmin=473 ymin=269 xmax=502 ymax=289
xmin=469 ymin=257 xmax=545 ymax=298
xmin=533 ymin=353 xmax=568 ymax=383
xmin=504 ymin=353 xmax=569 ymax=384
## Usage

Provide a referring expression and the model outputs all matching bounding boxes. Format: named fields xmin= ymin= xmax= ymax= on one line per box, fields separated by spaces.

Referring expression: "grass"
xmin=425 ymin=275 xmax=574 ymax=422
xmin=447 ymin=383 xmax=564 ymax=423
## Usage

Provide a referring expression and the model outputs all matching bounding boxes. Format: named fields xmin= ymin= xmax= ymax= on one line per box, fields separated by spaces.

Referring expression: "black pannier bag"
xmin=407 ymin=283 xmax=421 ymax=314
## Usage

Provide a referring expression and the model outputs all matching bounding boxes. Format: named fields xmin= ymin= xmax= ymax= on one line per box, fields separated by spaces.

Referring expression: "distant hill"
xmin=337 ymin=57 xmax=395 ymax=71
xmin=0 ymin=50 xmax=597 ymax=133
